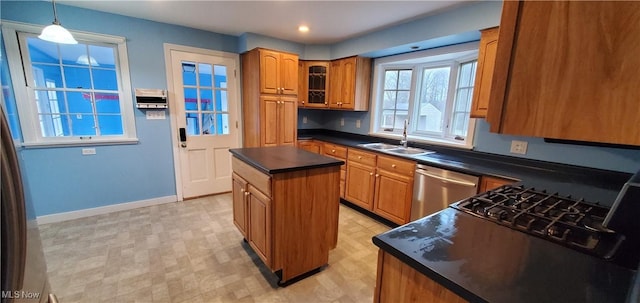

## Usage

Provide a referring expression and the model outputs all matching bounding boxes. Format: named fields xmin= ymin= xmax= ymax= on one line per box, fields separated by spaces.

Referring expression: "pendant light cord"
xmin=51 ymin=0 xmax=60 ymax=25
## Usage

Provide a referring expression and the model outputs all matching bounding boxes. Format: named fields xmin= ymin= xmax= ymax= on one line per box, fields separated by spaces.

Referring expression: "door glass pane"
xmin=92 ymin=69 xmax=118 ymax=90
xmin=201 ymin=113 xmax=215 ymax=135
xmin=67 ymin=92 xmax=93 ymax=113
xmin=98 ymin=115 xmax=123 ymax=135
xmin=186 ymin=112 xmax=199 ymax=136
xmin=200 ymin=89 xmax=213 ymax=111
xmin=216 ymin=90 xmax=228 ymax=112
xmin=184 ymin=88 xmax=197 ymax=110
xmin=39 ymin=114 xmax=69 ymax=137
xmin=182 ymin=61 xmax=196 ymax=86
xmin=216 ymin=113 xmax=229 ymax=135
xmin=199 ymin=63 xmax=213 ymax=87
xmin=95 ymin=93 xmax=121 ymax=113
xmin=64 ymin=66 xmax=92 ymax=89
xmin=71 ymin=114 xmax=96 ymax=136
xmin=214 ymin=65 xmax=227 ymax=88
xmin=27 ymin=37 xmax=59 ymax=64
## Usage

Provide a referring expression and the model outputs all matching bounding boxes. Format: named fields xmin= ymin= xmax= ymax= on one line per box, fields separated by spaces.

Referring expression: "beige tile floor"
xmin=38 ymin=193 xmax=391 ymax=302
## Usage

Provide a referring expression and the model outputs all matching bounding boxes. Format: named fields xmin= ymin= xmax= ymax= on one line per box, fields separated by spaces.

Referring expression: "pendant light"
xmin=38 ymin=0 xmax=78 ymax=44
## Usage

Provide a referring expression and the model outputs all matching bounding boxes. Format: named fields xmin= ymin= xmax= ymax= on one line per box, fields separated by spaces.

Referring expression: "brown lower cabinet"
xmin=297 ymin=139 xmax=323 ymax=154
xmin=479 ymin=175 xmax=515 ymax=192
xmin=231 ymin=156 xmax=340 ymax=284
xmin=374 ymin=250 xmax=467 ymax=303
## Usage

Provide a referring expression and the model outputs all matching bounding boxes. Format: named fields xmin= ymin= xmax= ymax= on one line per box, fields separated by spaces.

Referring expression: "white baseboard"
xmin=36 ymin=195 xmax=178 ymax=225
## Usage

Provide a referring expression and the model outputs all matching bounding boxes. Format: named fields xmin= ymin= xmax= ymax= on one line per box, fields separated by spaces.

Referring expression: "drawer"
xmin=376 ymin=155 xmax=415 ymax=176
xmin=232 ymin=157 xmax=271 ymax=197
xmin=323 ymin=143 xmax=347 ymax=159
xmin=347 ymin=148 xmax=377 ymax=166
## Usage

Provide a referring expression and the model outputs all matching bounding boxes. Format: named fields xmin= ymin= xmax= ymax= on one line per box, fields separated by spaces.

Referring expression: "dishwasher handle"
xmin=415 ymin=170 xmax=477 ymax=187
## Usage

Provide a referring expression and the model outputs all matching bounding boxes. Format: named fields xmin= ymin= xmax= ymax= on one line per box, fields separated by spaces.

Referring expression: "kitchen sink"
xmin=358 ymin=143 xmax=434 ymax=157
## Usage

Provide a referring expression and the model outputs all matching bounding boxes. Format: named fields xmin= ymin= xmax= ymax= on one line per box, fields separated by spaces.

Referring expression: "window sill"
xmin=369 ymin=132 xmax=473 ymax=150
xmin=21 ymin=138 xmax=139 ymax=149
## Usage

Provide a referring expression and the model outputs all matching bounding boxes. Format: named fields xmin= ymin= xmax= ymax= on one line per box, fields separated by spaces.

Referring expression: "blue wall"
xmin=1 ymin=1 xmax=238 ymax=216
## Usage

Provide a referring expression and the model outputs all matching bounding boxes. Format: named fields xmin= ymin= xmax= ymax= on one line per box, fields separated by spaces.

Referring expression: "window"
xmin=2 ymin=23 xmax=136 ymax=146
xmin=371 ymin=43 xmax=478 ymax=148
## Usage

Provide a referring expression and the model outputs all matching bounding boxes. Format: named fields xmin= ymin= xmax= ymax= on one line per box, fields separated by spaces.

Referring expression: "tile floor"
xmin=38 ymin=194 xmax=391 ymax=302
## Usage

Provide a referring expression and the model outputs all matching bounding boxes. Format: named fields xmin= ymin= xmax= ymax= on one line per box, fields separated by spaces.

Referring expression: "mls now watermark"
xmin=1 ymin=291 xmax=42 ymax=300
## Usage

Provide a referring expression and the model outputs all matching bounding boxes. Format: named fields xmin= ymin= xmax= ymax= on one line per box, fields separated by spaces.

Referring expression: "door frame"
xmin=163 ymin=43 xmax=243 ymax=201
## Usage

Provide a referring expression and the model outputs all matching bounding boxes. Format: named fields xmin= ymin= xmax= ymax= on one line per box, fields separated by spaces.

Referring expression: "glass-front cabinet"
xmin=299 ymin=61 xmax=330 ymax=108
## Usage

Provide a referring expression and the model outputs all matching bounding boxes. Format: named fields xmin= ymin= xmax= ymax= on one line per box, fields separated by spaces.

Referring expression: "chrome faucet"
xmin=400 ymin=120 xmax=408 ymax=148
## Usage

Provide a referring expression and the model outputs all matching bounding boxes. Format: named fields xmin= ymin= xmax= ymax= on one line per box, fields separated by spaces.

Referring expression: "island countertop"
xmin=229 ymin=146 xmax=344 ymax=174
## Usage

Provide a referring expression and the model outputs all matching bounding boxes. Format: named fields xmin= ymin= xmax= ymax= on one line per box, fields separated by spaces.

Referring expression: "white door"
xmin=169 ymin=50 xmax=239 ymax=199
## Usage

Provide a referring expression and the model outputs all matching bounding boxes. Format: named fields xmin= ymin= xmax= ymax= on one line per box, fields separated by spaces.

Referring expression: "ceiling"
xmin=57 ymin=1 xmax=472 ymax=44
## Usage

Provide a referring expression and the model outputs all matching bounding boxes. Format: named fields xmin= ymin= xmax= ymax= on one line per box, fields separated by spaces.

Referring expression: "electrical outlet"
xmin=356 ymin=119 xmax=361 ymax=128
xmin=510 ymin=140 xmax=528 ymax=155
xmin=303 ymin=116 xmax=307 ymax=124
xmin=340 ymin=118 xmax=344 ymax=127
xmin=82 ymin=148 xmax=96 ymax=155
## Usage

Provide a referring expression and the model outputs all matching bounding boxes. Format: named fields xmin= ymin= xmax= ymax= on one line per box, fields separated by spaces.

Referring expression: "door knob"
xmin=181 ymin=143 xmax=187 ymax=148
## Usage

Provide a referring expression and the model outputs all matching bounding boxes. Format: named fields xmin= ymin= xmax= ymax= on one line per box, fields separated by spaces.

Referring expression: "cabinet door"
xmin=280 ymin=53 xmax=299 ymax=95
xmin=260 ymin=96 xmax=279 ymax=147
xmin=373 ymin=170 xmax=413 ymax=225
xmin=279 ymin=97 xmax=298 ymax=146
xmin=345 ymin=161 xmax=376 ymax=210
xmin=298 ymin=140 xmax=322 ymax=154
xmin=339 ymin=57 xmax=357 ymax=109
xmin=488 ymin=1 xmax=640 ymax=145
xmin=259 ymin=49 xmax=281 ymax=95
xmin=328 ymin=60 xmax=343 ymax=108
xmin=232 ymin=173 xmax=248 ymax=237
xmin=470 ymin=27 xmax=499 ymax=118
xmin=480 ymin=176 xmax=514 ymax=192
xmin=248 ymin=185 xmax=272 ymax=266
xmin=305 ymin=61 xmax=330 ymax=108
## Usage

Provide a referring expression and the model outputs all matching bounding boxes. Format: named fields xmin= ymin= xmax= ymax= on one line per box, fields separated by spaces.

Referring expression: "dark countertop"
xmin=230 ymin=146 xmax=344 ymax=174
xmin=372 ymin=208 xmax=637 ymax=303
xmin=299 ymin=130 xmax=632 ymax=207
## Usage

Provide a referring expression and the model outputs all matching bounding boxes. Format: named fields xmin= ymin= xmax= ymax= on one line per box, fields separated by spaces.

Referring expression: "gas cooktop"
xmin=451 ymin=185 xmax=625 ymax=260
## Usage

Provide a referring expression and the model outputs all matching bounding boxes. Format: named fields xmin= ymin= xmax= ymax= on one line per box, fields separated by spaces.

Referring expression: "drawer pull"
xmin=391 ymin=164 xmax=397 ymax=168
xmin=358 ymin=156 xmax=362 ymax=159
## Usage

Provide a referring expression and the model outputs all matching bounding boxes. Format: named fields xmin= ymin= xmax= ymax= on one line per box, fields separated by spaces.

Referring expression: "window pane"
xmin=384 ymin=70 xmax=398 ymax=89
xmin=98 ymin=115 xmax=123 ymax=135
xmin=59 ymin=43 xmax=87 ymax=66
xmin=383 ymin=90 xmax=397 ymax=109
xmin=201 ymin=113 xmax=214 ymax=135
xmin=27 ymin=38 xmax=59 ymax=64
xmin=397 ymin=91 xmax=410 ymax=111
xmin=182 ymin=61 xmax=196 ymax=86
xmin=216 ymin=90 xmax=228 ymax=112
xmin=200 ymin=89 xmax=213 ymax=111
xmin=92 ymin=69 xmax=118 ymax=90
xmin=455 ymin=88 xmax=470 ymax=111
xmin=398 ymin=70 xmax=412 ymax=89
xmin=64 ymin=66 xmax=91 ymax=89
xmin=71 ymin=114 xmax=96 ymax=136
xmin=459 ymin=61 xmax=476 ymax=87
xmin=34 ymin=90 xmax=67 ymax=114
xmin=216 ymin=113 xmax=229 ymax=135
xmin=186 ymin=112 xmax=199 ymax=136
xmin=67 ymin=92 xmax=93 ymax=113
xmin=32 ymin=64 xmax=63 ymax=88
xmin=214 ymin=65 xmax=227 ymax=88
xmin=451 ymin=113 xmax=468 ymax=137
xmin=95 ymin=93 xmax=121 ymax=114
xmin=89 ymin=45 xmax=115 ymax=69
xmin=39 ymin=114 xmax=69 ymax=137
xmin=394 ymin=111 xmax=408 ymax=129
xmin=381 ymin=110 xmax=395 ymax=129
xmin=416 ymin=67 xmax=449 ymax=133
xmin=199 ymin=63 xmax=213 ymax=87
xmin=184 ymin=88 xmax=197 ymax=110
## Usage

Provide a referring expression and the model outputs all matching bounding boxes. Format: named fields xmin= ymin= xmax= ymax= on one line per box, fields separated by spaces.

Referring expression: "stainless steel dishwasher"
xmin=410 ymin=164 xmax=479 ymax=221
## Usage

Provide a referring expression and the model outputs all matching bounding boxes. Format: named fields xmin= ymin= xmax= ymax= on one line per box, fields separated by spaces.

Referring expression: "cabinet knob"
xmin=391 ymin=164 xmax=396 ymax=168
xmin=375 ymin=174 xmax=379 ymax=178
xmin=358 ymin=156 xmax=362 ymax=159
xmin=240 ymin=188 xmax=245 ymax=192
xmin=369 ymin=172 xmax=373 ymax=176
xmin=301 ymin=101 xmax=305 ymax=104
xmin=244 ymin=192 xmax=249 ymax=196
xmin=332 ymin=149 xmax=336 ymax=153
xmin=324 ymin=102 xmax=328 ymax=105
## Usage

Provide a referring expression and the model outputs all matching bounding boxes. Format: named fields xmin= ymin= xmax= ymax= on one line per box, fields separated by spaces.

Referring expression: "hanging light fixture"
xmin=38 ymin=0 xmax=78 ymax=44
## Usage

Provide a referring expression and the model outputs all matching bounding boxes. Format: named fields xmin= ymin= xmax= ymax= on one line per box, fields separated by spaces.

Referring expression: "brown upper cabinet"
xmin=487 ymin=1 xmax=640 ymax=146
xmin=259 ymin=49 xmax=298 ymax=95
xmin=299 ymin=61 xmax=331 ymax=108
xmin=241 ymin=48 xmax=299 ymax=147
xmin=470 ymin=27 xmax=499 ymax=119
xmin=328 ymin=56 xmax=371 ymax=111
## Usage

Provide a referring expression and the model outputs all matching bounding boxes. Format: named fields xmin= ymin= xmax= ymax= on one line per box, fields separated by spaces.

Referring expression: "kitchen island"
xmin=229 ymin=146 xmax=343 ymax=285
xmin=372 ymin=207 xmax=637 ymax=303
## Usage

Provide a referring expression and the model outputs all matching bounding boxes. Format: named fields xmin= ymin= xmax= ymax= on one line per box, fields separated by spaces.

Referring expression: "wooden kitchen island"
xmin=229 ymin=146 xmax=343 ymax=285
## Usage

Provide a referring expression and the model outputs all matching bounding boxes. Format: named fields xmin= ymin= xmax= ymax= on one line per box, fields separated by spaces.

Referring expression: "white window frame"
xmin=370 ymin=42 xmax=479 ymax=149
xmin=1 ymin=21 xmax=137 ymax=147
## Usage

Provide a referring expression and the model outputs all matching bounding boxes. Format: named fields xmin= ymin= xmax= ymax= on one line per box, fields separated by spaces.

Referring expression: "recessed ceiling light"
xmin=298 ymin=25 xmax=310 ymax=33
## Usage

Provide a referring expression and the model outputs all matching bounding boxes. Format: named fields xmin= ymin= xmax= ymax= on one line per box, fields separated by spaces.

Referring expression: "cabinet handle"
xmin=391 ymin=164 xmax=396 ymax=168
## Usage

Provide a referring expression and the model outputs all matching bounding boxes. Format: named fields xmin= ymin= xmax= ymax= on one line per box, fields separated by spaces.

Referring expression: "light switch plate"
xmin=82 ymin=148 xmax=96 ymax=155
xmin=510 ymin=140 xmax=528 ymax=155
xmin=146 ymin=110 xmax=166 ymax=120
